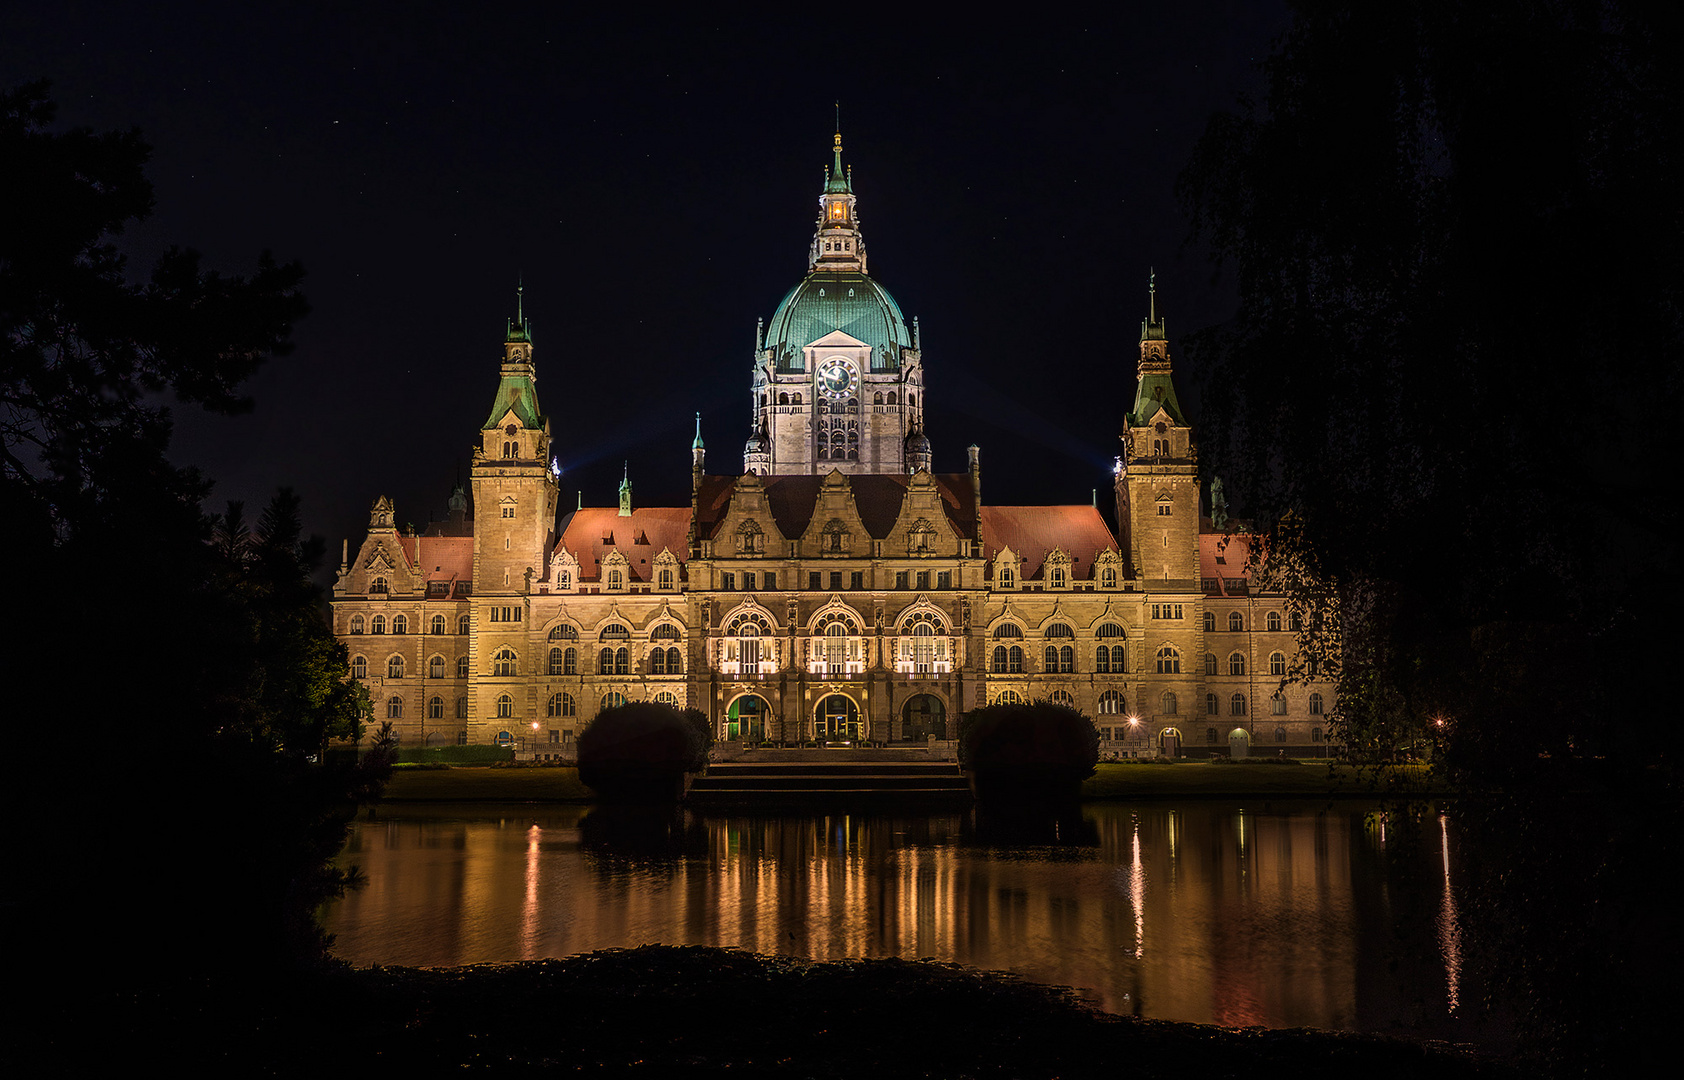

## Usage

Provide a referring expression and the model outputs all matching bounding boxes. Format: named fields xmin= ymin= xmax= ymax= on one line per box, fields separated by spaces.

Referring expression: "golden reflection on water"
xmin=328 ymin=802 xmax=1461 ymax=1036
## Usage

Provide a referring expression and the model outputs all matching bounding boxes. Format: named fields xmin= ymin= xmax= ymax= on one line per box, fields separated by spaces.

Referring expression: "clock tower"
xmin=748 ymin=128 xmax=929 ymax=476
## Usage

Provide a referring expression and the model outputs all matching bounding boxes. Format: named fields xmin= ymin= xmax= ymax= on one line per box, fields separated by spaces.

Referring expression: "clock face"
xmin=818 ymin=358 xmax=854 ymax=397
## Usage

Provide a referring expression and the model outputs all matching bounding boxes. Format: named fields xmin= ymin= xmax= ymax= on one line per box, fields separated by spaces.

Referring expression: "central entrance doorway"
xmin=901 ymin=694 xmax=945 ymax=741
xmin=816 ymin=694 xmax=861 ymax=742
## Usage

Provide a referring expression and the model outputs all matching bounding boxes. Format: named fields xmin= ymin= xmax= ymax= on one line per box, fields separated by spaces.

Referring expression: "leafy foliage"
xmin=3 ymin=82 xmax=381 ymax=979
xmin=958 ymin=701 xmax=1099 ymax=776
xmin=578 ymin=702 xmax=712 ymax=792
xmin=1177 ymin=2 xmax=1682 ymax=777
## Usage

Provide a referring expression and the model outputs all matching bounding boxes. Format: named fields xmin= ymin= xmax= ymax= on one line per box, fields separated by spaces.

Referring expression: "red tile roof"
xmin=981 ymin=506 xmax=1121 ymax=581
xmin=1199 ymin=531 xmax=1255 ymax=594
xmin=556 ymin=507 xmax=692 ymax=582
xmin=398 ymin=535 xmax=475 ymax=584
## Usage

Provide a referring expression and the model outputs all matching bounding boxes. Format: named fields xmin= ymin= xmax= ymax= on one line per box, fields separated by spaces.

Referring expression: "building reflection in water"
xmin=329 ymin=802 xmax=1470 ymax=1040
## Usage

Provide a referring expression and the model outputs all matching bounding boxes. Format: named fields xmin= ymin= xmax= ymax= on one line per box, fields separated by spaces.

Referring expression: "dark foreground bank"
xmin=30 ymin=946 xmax=1510 ymax=1078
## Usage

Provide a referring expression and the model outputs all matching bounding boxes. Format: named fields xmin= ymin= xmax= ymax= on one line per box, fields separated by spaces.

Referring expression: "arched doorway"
xmin=816 ymin=694 xmax=860 ymax=742
xmin=902 ymin=694 xmax=946 ymax=741
xmin=727 ymin=694 xmax=769 ymax=743
xmin=1228 ymin=727 xmax=1251 ymax=759
xmin=1159 ymin=727 xmax=1182 ymax=759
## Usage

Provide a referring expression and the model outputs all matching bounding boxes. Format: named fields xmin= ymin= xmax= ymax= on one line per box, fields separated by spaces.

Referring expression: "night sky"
xmin=3 ymin=3 xmax=1288 ymax=557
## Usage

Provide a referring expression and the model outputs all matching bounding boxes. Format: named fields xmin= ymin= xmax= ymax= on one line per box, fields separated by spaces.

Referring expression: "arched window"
xmin=666 ymin=647 xmax=682 ymax=673
xmin=1044 ymin=623 xmax=1074 ymax=639
xmin=1231 ymin=693 xmax=1248 ymax=716
xmin=614 ymin=647 xmax=629 ymax=675
xmin=779 ymin=392 xmax=789 ymax=405
xmin=654 ymin=691 xmax=680 ymax=706
xmin=556 ymin=570 xmax=572 ymax=589
xmin=428 ymin=655 xmax=446 ymax=679
xmin=387 ymin=656 xmax=404 ymax=679
xmin=1156 ymin=647 xmax=1180 ymax=674
xmin=1309 ymin=693 xmax=1325 ymax=715
xmin=1101 ymin=566 xmax=1117 ymax=588
xmin=1008 ymin=646 xmax=1024 ymax=673
xmin=1270 ymin=651 xmax=1287 ymax=676
xmin=607 ymin=569 xmax=623 ymax=590
xmin=1275 ymin=726 xmax=1288 ymax=742
xmin=391 ymin=615 xmax=407 ymax=635
xmin=998 ymin=565 xmax=1015 ymax=589
xmin=1097 ymin=689 xmax=1125 ymax=715
xmin=1096 ymin=646 xmax=1111 ymax=674
xmin=599 ymin=647 xmax=613 ymax=673
xmin=1096 ymin=622 xmax=1125 ymax=639
xmin=1206 ymin=693 xmax=1219 ymax=715
xmin=564 ymin=647 xmax=577 ymax=675
xmin=1057 ymin=645 xmax=1074 ymax=673
xmin=1205 ymin=653 xmax=1218 ymax=676
xmin=549 ymin=624 xmax=578 ymax=641
xmin=458 ymin=614 xmax=471 ymax=635
xmin=992 ymin=623 xmax=1024 ymax=639
xmin=496 ymin=694 xmax=513 ymax=718
xmin=1229 ymin=652 xmax=1246 ymax=676
xmin=991 ymin=645 xmax=1008 ymax=673
xmin=993 ymin=689 xmax=1024 ymax=705
xmin=1272 ymin=694 xmax=1288 ymax=715
xmin=351 ymin=656 xmax=367 ymax=679
xmin=1048 ymin=690 xmax=1076 ymax=708
xmin=600 ymin=623 xmax=630 ymax=641
xmin=1228 ymin=611 xmax=1244 ymax=632
xmin=736 ymin=520 xmax=764 ymax=554
xmin=456 ymin=697 xmax=468 ymax=718
xmin=428 ymin=696 xmax=444 ymax=719
xmin=1202 ymin=611 xmax=1215 ymax=632
xmin=1290 ymin=612 xmax=1304 ymax=632
xmin=1161 ymin=692 xmax=1178 ymax=715
xmin=652 ymin=648 xmax=668 ymax=675
xmin=1044 ymin=645 xmax=1058 ymax=671
xmin=457 ymin=656 xmax=469 ymax=678
xmin=493 ymin=648 xmax=517 ymax=676
xmin=371 ymin=615 xmax=386 ymax=635
xmin=1051 ymin=567 xmax=1066 ymax=588
xmin=548 ymin=692 xmax=576 ymax=718
xmin=430 ymin=614 xmax=446 ymax=635
xmin=651 ymin=623 xmax=681 ymax=641
xmin=658 ymin=568 xmax=674 ymax=590
xmin=1267 ymin=611 xmax=1283 ymax=632
xmin=349 ymin=615 xmax=365 ymax=634
xmin=601 ymin=691 xmax=626 ymax=710
xmin=548 ymin=648 xmax=566 ymax=676
xmin=386 ymin=696 xmax=403 ymax=718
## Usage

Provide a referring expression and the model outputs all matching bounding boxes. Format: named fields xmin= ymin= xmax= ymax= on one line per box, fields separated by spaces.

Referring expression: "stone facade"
xmin=330 ymin=137 xmax=1336 ymax=759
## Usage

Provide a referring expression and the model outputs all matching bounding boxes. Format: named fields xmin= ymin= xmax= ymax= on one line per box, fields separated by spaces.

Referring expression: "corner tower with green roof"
xmin=748 ymin=128 xmax=928 ymax=476
xmin=1113 ymin=275 xmax=1200 ymax=588
xmin=468 ymin=288 xmax=561 ymax=742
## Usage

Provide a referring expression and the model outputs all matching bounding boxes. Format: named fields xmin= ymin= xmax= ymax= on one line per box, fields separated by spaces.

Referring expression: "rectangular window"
xmin=850 ymin=571 xmax=864 ymax=590
xmin=548 ymin=730 xmax=560 ymax=744
xmin=743 ymin=572 xmax=755 ymax=591
xmin=937 ymin=571 xmax=951 ymax=590
xmin=721 ymin=572 xmax=735 ymax=591
xmin=896 ymin=571 xmax=909 ymax=590
xmin=809 ymin=572 xmax=822 ymax=590
xmin=1151 ymin=603 xmax=1184 ymax=620
xmin=763 ymin=571 xmax=777 ymax=590
xmin=830 ymin=571 xmax=843 ymax=590
xmin=916 ymin=571 xmax=930 ymax=590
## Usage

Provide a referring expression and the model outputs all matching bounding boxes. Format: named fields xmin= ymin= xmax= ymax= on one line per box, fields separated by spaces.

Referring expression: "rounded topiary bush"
xmin=959 ymin=701 xmax=1100 ymax=804
xmin=578 ymin=703 xmax=713 ymax=802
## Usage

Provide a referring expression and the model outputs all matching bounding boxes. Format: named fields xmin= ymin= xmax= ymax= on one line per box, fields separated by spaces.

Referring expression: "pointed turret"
xmin=1119 ymin=272 xmax=1198 ymax=587
xmin=484 ymin=282 xmax=544 ymax=432
xmin=810 ymin=125 xmax=866 ymax=272
xmin=618 ymin=462 xmax=633 ymax=517
xmin=1128 ymin=271 xmax=1186 ymax=427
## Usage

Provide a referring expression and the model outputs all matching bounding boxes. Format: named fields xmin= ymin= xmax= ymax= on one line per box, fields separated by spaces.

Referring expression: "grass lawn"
xmin=381 ymin=762 xmax=1445 ymax=802
xmin=384 ymin=766 xmax=591 ymax=801
xmin=1082 ymin=761 xmax=1447 ymax=799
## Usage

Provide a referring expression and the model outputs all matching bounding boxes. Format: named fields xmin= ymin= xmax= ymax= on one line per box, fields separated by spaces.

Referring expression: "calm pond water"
xmin=325 ymin=801 xmax=1504 ymax=1047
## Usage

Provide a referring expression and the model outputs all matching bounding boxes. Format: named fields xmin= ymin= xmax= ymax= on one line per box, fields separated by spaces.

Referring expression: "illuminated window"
xmin=1272 ymin=694 xmax=1288 ymax=716
xmin=349 ymin=615 xmax=365 ymax=634
xmin=1097 ymin=690 xmax=1125 ymax=715
xmin=601 ymin=691 xmax=626 ymax=710
xmin=493 ymin=648 xmax=517 ymax=676
xmin=496 ymin=694 xmax=513 ymax=719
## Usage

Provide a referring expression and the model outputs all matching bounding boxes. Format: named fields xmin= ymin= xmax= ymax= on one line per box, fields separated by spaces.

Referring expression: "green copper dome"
xmin=763 ymin=270 xmax=912 ymax=372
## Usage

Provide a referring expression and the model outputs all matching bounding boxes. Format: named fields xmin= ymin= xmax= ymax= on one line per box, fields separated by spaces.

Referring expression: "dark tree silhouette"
xmin=1177 ymin=2 xmax=1682 ymax=779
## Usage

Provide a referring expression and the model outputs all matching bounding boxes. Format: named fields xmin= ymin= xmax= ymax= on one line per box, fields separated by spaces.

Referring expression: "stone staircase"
xmin=688 ymin=759 xmax=972 ymax=808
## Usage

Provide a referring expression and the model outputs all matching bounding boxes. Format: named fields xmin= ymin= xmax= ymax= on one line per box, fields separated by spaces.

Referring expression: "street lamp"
xmin=1126 ymin=716 xmax=1142 ymax=759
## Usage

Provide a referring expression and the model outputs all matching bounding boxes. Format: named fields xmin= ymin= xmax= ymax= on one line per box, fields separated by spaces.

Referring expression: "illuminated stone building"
xmin=331 ymin=133 xmax=1335 ymax=759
